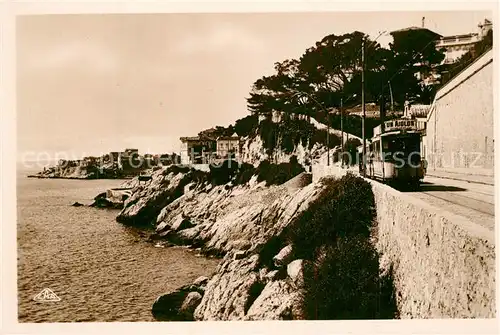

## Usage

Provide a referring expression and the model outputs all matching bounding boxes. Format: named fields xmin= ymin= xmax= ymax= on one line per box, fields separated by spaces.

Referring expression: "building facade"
xmin=425 ymin=49 xmax=493 ymax=179
xmin=179 ymin=135 xmax=216 ymax=164
xmin=435 ymin=19 xmax=493 ymax=65
xmin=216 ymin=133 xmax=241 ymax=159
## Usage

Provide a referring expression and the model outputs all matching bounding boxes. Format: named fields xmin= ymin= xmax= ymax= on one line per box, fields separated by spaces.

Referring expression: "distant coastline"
xmin=26 ymin=174 xmax=134 ymax=180
xmin=25 ymin=149 xmax=176 ymax=180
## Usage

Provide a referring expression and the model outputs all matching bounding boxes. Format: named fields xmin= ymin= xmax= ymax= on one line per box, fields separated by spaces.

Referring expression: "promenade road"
xmin=403 ymin=175 xmax=495 ymax=231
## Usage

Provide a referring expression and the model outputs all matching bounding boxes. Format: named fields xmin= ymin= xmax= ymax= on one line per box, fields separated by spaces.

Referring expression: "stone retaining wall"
xmin=310 ymin=165 xmax=495 ymax=317
xmin=425 ymin=49 xmax=493 ymax=179
xmin=371 ymin=180 xmax=495 ymax=318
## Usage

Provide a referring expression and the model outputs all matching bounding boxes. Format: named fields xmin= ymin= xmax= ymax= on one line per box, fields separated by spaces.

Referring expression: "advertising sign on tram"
xmin=384 ymin=119 xmax=417 ymax=132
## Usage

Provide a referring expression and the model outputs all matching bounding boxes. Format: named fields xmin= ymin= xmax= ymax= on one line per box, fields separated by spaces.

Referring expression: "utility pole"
xmin=361 ymin=38 xmax=366 ymax=177
xmin=327 ymin=110 xmax=330 ymax=166
xmin=340 ymin=97 xmax=344 ymax=167
xmin=388 ymin=80 xmax=394 ymax=113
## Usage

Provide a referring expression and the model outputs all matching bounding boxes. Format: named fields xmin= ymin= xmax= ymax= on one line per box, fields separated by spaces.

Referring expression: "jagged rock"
xmin=179 ymin=291 xmax=203 ymax=319
xmin=193 ymin=276 xmax=209 ymax=287
xmin=104 ymin=157 xmax=333 ymax=321
xmin=287 ymin=259 xmax=304 ymax=285
xmin=94 ymin=192 xmax=107 ymax=200
xmin=273 ymin=245 xmax=293 ymax=268
xmin=233 ymin=251 xmax=246 ymax=260
xmin=259 ymin=268 xmax=269 ymax=281
xmin=152 ymin=277 xmax=208 ymax=321
xmin=156 ymin=220 xmax=171 ymax=234
xmin=171 ymin=215 xmax=194 ymax=231
xmin=244 ymin=280 xmax=303 ymax=320
xmin=265 ymin=270 xmax=280 ymax=282
xmin=72 ymin=202 xmax=84 ymax=207
xmin=184 ymin=182 xmax=196 ymax=194
xmin=229 ymin=239 xmax=253 ymax=251
xmin=117 ymin=169 xmax=201 ymax=226
xmin=152 ymin=289 xmax=189 ymax=321
xmin=177 ymin=224 xmax=204 ymax=244
xmin=194 ymin=254 xmax=260 ymax=320
xmin=89 ymin=196 xmax=123 ymax=209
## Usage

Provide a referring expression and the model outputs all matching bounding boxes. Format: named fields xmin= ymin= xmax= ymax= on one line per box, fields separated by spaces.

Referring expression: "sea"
xmin=16 ymin=164 xmax=219 ymax=322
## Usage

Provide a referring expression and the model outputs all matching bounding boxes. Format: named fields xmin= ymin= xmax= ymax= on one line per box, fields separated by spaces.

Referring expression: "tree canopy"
xmin=247 ymin=29 xmax=446 ymax=118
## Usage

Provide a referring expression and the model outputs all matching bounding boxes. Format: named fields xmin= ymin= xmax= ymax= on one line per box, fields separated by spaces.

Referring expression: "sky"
xmin=16 ymin=10 xmax=492 ymax=160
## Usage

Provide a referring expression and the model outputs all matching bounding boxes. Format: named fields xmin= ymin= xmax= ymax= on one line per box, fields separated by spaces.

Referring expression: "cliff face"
xmin=185 ymin=180 xmax=323 ymax=320
xmin=238 ymin=113 xmax=357 ymax=167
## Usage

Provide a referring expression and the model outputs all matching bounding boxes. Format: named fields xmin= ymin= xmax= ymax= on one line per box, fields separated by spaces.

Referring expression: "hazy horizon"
xmin=17 ymin=10 xmax=492 ymax=162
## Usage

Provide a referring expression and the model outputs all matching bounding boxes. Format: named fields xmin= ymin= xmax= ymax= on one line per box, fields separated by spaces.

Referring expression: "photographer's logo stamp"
xmin=33 ymin=288 xmax=61 ymax=302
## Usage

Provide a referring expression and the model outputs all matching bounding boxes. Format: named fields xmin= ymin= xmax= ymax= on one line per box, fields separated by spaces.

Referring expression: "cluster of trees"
xmin=246 ymin=30 xmax=446 ymax=134
xmin=210 ymin=28 xmax=491 ymax=160
xmin=198 ymin=114 xmax=259 ymax=140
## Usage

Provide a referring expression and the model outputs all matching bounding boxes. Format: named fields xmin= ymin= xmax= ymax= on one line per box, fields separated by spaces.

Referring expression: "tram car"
xmin=357 ymin=118 xmax=426 ymax=188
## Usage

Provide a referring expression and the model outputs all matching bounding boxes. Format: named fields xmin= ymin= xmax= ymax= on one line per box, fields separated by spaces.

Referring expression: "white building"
xmin=216 ymin=133 xmax=241 ymax=159
xmin=435 ymin=19 xmax=493 ymax=65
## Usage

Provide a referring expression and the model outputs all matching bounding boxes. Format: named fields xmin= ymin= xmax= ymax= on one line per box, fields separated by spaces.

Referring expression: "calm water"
xmin=17 ymin=167 xmax=219 ymax=322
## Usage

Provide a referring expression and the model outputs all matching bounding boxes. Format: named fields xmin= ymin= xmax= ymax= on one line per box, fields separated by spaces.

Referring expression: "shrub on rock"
xmin=255 ymin=156 xmax=305 ymax=186
xmin=301 ymin=236 xmax=398 ymax=319
xmin=287 ymin=172 xmax=375 ymax=260
xmin=283 ymin=173 xmax=398 ymax=319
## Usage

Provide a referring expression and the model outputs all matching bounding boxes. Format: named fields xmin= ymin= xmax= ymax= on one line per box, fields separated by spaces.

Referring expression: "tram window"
xmin=383 ymin=141 xmax=389 ymax=149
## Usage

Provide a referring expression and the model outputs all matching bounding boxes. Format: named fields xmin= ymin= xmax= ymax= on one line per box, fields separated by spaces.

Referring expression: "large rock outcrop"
xmin=116 ymin=167 xmax=208 ymax=226
xmin=155 ymin=173 xmax=320 ymax=256
xmin=107 ymin=162 xmax=329 ymax=321
xmin=143 ymin=172 xmax=328 ymax=320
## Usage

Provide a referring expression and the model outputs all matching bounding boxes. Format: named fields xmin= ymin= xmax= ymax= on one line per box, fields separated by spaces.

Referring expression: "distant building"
xmin=436 ymin=19 xmax=493 ymax=65
xmin=110 ymin=151 xmax=120 ymax=162
xmin=216 ymin=133 xmax=241 ymax=159
xmin=81 ymin=156 xmax=98 ymax=167
xmin=404 ymin=103 xmax=432 ymax=119
xmin=478 ymin=18 xmax=493 ymax=38
xmin=436 ymin=33 xmax=481 ymax=64
xmin=179 ymin=135 xmax=217 ymax=164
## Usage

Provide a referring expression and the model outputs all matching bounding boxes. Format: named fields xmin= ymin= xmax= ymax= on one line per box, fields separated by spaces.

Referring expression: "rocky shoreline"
xmin=85 ymin=160 xmax=396 ymax=321
xmin=28 ymin=174 xmax=133 ymax=180
xmin=87 ymin=164 xmax=347 ymax=320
